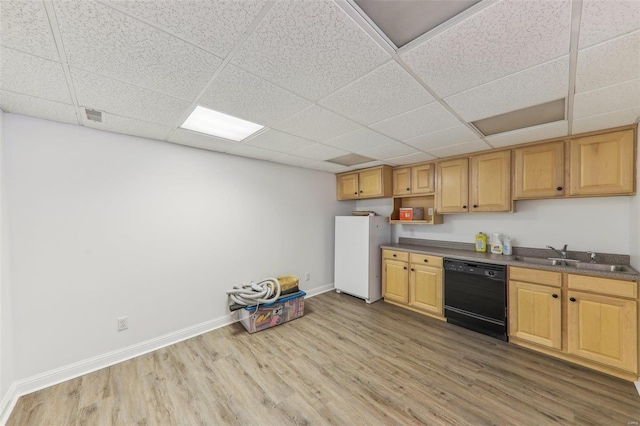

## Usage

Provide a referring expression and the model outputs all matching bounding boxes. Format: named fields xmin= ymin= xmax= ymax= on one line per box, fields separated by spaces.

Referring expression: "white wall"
xmin=0 ymin=109 xmax=16 ymax=408
xmin=5 ymin=114 xmax=353 ymax=381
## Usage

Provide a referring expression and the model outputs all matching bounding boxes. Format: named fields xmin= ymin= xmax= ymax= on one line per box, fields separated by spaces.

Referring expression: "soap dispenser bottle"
xmin=475 ymin=232 xmax=487 ymax=253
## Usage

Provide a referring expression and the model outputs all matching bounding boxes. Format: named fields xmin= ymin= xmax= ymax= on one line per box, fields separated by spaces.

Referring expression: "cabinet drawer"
xmin=509 ymin=267 xmax=561 ymax=287
xmin=382 ymin=249 xmax=409 ymax=262
xmin=409 ymin=253 xmax=443 ymax=268
xmin=567 ymin=274 xmax=637 ymax=299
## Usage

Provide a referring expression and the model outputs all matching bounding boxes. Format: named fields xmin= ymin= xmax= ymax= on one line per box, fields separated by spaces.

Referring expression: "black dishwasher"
xmin=444 ymin=259 xmax=507 ymax=341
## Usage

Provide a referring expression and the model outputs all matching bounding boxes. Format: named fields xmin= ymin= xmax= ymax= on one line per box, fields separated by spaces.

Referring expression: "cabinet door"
xmin=436 ymin=158 xmax=469 ymax=213
xmin=409 ymin=264 xmax=442 ymax=315
xmin=412 ymin=163 xmax=435 ymax=194
xmin=508 ymin=281 xmax=561 ymax=349
xmin=337 ymin=173 xmax=359 ymax=200
xmin=383 ymin=259 xmax=408 ymax=304
xmin=569 ymin=129 xmax=635 ymax=196
xmin=567 ymin=291 xmax=637 ymax=373
xmin=470 ymin=150 xmax=511 ymax=212
xmin=514 ymin=141 xmax=565 ymax=199
xmin=359 ymin=168 xmax=384 ymax=198
xmin=393 ymin=167 xmax=412 ymax=196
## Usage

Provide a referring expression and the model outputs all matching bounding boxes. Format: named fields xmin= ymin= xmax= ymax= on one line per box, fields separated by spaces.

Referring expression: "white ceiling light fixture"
xmin=180 ymin=106 xmax=264 ymax=141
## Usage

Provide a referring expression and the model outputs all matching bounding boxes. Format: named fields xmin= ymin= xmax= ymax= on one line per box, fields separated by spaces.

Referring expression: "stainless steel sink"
xmin=514 ymin=256 xmax=636 ymax=274
xmin=574 ymin=263 xmax=634 ymax=273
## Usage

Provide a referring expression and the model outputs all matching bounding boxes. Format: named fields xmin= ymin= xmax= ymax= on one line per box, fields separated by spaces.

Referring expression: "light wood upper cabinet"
xmin=337 ymin=173 xmax=359 ymax=200
xmin=567 ymin=290 xmax=637 ymax=374
xmin=470 ymin=150 xmax=511 ymax=212
xmin=569 ymin=129 xmax=635 ymax=196
xmin=508 ymin=280 xmax=561 ymax=350
xmin=514 ymin=141 xmax=565 ymax=199
xmin=392 ymin=167 xmax=412 ymax=196
xmin=336 ymin=166 xmax=392 ymax=200
xmin=412 ymin=163 xmax=435 ymax=194
xmin=436 ymin=158 xmax=469 ymax=213
xmin=393 ymin=163 xmax=435 ymax=196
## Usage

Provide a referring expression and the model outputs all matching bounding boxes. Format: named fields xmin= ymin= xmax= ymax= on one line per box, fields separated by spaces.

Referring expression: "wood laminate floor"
xmin=8 ymin=291 xmax=640 ymax=425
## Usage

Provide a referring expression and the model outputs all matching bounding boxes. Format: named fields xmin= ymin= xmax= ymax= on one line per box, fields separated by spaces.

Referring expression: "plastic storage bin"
xmin=239 ymin=291 xmax=306 ymax=333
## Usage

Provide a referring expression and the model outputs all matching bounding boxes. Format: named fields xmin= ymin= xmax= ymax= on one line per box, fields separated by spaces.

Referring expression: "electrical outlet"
xmin=305 ymin=272 xmax=310 ymax=281
xmin=118 ymin=316 xmax=128 ymax=331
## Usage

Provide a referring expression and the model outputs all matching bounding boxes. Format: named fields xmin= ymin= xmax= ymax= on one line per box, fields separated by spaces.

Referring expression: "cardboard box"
xmin=239 ymin=291 xmax=306 ymax=333
xmin=399 ymin=207 xmax=424 ymax=221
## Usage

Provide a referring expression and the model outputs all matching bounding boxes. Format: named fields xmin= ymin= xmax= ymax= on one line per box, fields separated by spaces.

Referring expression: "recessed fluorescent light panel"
xmin=354 ymin=0 xmax=481 ymax=48
xmin=472 ymin=99 xmax=567 ymax=136
xmin=180 ymin=106 xmax=263 ymax=141
xmin=327 ymin=153 xmax=375 ymax=167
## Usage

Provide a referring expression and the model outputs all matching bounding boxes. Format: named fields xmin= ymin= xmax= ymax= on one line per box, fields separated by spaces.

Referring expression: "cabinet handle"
xmin=570 ymin=297 xmax=576 ymax=302
xmin=354 ymin=192 xmax=357 ymax=195
xmin=359 ymin=190 xmax=363 ymax=193
xmin=552 ymin=294 xmax=558 ymax=298
xmin=473 ymin=204 xmax=478 ymax=208
xmin=462 ymin=205 xmax=467 ymax=209
xmin=411 ymin=268 xmax=414 ymax=271
xmin=403 ymin=266 xmax=407 ymax=270
xmin=557 ymin=186 xmax=563 ymax=191
xmin=406 ymin=187 xmax=410 ymax=191
xmin=393 ymin=254 xmax=397 ymax=257
xmin=424 ymin=259 xmax=428 ymax=263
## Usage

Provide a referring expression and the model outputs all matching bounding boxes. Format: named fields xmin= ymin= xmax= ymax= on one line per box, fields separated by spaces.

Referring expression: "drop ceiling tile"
xmin=445 ymin=56 xmax=570 ymax=122
xmin=369 ymin=102 xmax=462 ymax=141
xmin=0 ymin=0 xmax=58 ymax=60
xmin=359 ymin=142 xmax=418 ymax=160
xmin=168 ymin=128 xmax=238 ymax=153
xmin=83 ymin=114 xmax=172 ymax=141
xmin=291 ymin=144 xmax=350 ymax=161
xmin=322 ymin=128 xmax=397 ymax=152
xmin=579 ymin=0 xmax=640 ymax=49
xmin=1 ymin=47 xmax=71 ymax=104
xmin=274 ymin=105 xmax=361 ymax=142
xmin=101 ymin=0 xmax=267 ymax=58
xmin=306 ymin=161 xmax=350 ymax=173
xmin=0 ymin=90 xmax=78 ymax=125
xmin=245 ymin=129 xmax=315 ymax=153
xmin=270 ymin=153 xmax=316 ymax=168
xmin=485 ymin=121 xmax=568 ymax=148
xmin=199 ymin=64 xmax=310 ymax=127
xmin=576 ymin=31 xmax=640 ymax=93
xmin=404 ymin=125 xmax=479 ymax=151
xmin=573 ymin=79 xmax=640 ymax=119
xmin=318 ymin=61 xmax=434 ymax=125
xmin=386 ymin=152 xmax=437 ymax=166
xmin=427 ymin=139 xmax=491 ymax=158
xmin=572 ymin=106 xmax=640 ymax=134
xmin=54 ymin=0 xmax=222 ymax=101
xmin=231 ymin=0 xmax=390 ymax=101
xmin=71 ymin=68 xmax=190 ymax=127
xmin=224 ymin=143 xmax=279 ymax=161
xmin=401 ymin=0 xmax=571 ymax=97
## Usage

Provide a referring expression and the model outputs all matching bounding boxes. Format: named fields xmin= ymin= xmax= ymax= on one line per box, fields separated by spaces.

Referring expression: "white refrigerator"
xmin=334 ymin=216 xmax=390 ymax=303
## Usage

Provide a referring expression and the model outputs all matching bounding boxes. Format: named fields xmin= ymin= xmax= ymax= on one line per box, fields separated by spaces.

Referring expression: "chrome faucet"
xmin=546 ymin=244 xmax=568 ymax=259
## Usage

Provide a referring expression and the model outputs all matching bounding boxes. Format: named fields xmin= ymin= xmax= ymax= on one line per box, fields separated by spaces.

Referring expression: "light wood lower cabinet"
xmin=382 ymin=250 xmax=443 ymax=318
xmin=383 ymin=259 xmax=409 ymax=304
xmin=567 ymin=290 xmax=637 ymax=374
xmin=508 ymin=266 xmax=639 ymax=379
xmin=509 ymin=280 xmax=562 ymax=350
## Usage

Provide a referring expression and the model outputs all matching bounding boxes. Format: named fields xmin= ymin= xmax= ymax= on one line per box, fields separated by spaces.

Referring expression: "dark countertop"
xmin=381 ymin=243 xmax=640 ymax=282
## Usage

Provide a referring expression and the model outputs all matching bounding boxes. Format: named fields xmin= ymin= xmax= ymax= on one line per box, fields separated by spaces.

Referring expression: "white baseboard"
xmin=0 ymin=283 xmax=334 ymax=425
xmin=0 ymin=382 xmax=17 ymax=426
